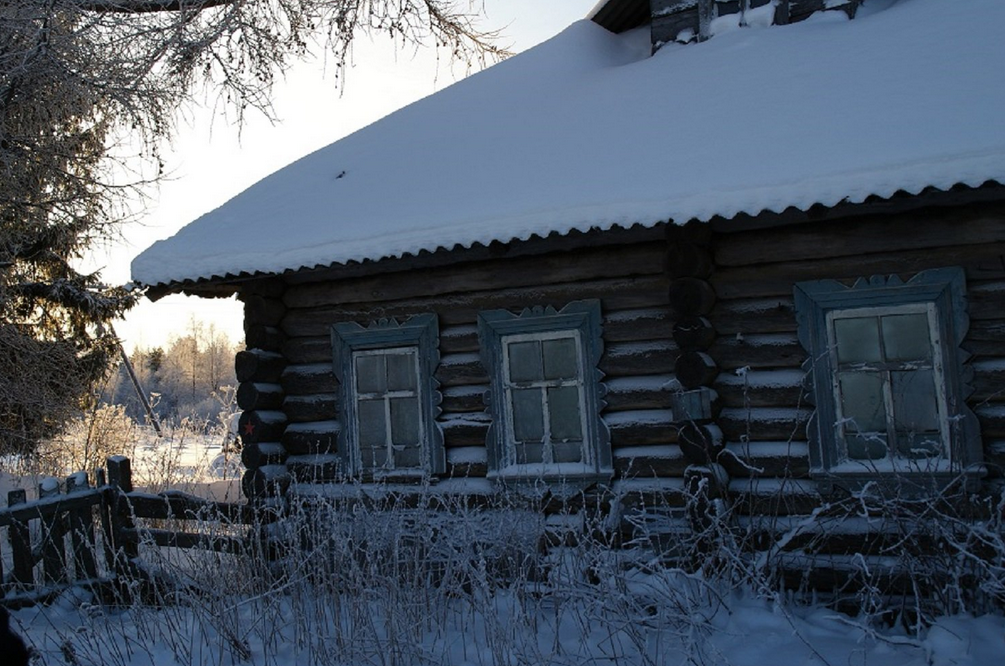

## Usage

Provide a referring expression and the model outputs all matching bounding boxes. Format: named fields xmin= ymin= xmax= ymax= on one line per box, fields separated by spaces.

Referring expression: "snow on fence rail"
xmin=0 ymin=456 xmax=261 ymax=606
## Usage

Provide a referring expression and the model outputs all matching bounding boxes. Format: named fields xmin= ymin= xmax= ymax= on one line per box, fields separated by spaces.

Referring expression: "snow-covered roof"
xmin=131 ymin=0 xmax=1005 ymax=289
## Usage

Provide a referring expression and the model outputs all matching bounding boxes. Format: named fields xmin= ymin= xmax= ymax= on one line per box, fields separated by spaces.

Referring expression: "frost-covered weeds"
xmin=15 ymin=478 xmax=1005 ymax=666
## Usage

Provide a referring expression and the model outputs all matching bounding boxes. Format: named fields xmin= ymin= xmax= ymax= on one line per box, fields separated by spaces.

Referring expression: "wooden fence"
xmin=0 ymin=456 xmax=262 ymax=606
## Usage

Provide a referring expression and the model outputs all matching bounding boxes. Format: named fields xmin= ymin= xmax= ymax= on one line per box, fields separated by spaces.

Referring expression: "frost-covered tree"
xmin=0 ymin=0 xmax=501 ymax=453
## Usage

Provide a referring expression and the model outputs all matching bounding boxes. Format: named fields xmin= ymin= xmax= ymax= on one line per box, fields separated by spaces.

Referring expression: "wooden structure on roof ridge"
xmin=591 ymin=0 xmax=863 ymax=49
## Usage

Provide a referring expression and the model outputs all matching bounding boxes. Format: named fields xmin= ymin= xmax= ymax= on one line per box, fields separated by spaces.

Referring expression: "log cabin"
xmin=131 ymin=0 xmax=1005 ymax=563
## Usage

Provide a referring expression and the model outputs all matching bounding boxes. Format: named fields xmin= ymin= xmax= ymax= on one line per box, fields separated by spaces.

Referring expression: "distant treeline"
xmin=104 ymin=320 xmax=241 ymax=427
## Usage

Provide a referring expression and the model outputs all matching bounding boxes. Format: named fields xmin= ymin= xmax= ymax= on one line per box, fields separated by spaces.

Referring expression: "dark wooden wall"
xmin=707 ymin=199 xmax=1005 ymax=516
xmin=236 ymin=226 xmax=686 ymax=496
xmin=232 ymin=198 xmax=1004 ymax=518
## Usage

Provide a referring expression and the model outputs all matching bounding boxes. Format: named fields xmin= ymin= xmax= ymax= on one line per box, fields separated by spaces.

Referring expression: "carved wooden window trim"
xmin=794 ymin=267 xmax=982 ymax=493
xmin=478 ymin=300 xmax=611 ymax=487
xmin=331 ymin=314 xmax=444 ymax=479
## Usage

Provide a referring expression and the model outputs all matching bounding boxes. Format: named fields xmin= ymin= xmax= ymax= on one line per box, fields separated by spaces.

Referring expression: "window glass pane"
xmin=553 ymin=441 xmax=583 ymax=463
xmin=511 ymin=388 xmax=544 ymax=442
xmin=508 ymin=341 xmax=543 ymax=383
xmin=393 ymin=446 xmax=422 ymax=469
xmin=891 ymin=370 xmax=940 ymax=433
xmin=386 ymin=351 xmax=417 ymax=392
xmin=355 ymin=354 xmax=387 ymax=393
xmin=543 ymin=337 xmax=579 ymax=380
xmin=882 ymin=313 xmax=932 ymax=362
xmin=390 ymin=397 xmax=420 ymax=446
xmin=834 ymin=317 xmax=881 ymax=364
xmin=360 ymin=445 xmax=388 ymax=470
xmin=845 ymin=434 xmax=888 ymax=461
xmin=895 ymin=432 xmax=944 ymax=460
xmin=838 ymin=372 xmax=887 ymax=432
xmin=357 ymin=399 xmax=386 ymax=448
xmin=515 ymin=442 xmax=544 ymax=465
xmin=548 ymin=386 xmax=583 ymax=441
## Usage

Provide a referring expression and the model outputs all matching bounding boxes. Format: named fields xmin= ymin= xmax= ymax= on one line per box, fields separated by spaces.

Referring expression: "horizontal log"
xmin=281 ymin=275 xmax=669 ymax=336
xmin=436 ymin=353 xmax=488 ymax=387
xmin=727 ymin=478 xmax=821 ymax=516
xmin=238 ymin=410 xmax=287 ymax=446
xmin=976 ymin=405 xmax=1005 ymax=438
xmin=712 ymin=240 xmax=1005 ymax=300
xmin=970 ymin=280 xmax=1005 ymax=321
xmin=445 ymin=447 xmax=488 ymax=478
xmin=604 ymin=307 xmax=674 ymax=343
xmin=613 ymin=445 xmax=687 ymax=478
xmin=243 ymin=276 xmax=285 ymax=300
xmin=284 ymin=394 xmax=337 ymax=423
xmin=600 ymin=340 xmax=678 ymax=377
xmin=709 ymin=333 xmax=806 ymax=370
xmin=245 ymin=324 xmax=284 ymax=352
xmin=441 ymin=324 xmax=479 ymax=354
xmin=606 ymin=410 xmax=676 ymax=447
xmin=709 ymin=297 xmax=796 ymax=335
xmin=713 ymin=369 xmax=808 ymax=408
xmin=282 ymin=421 xmax=340 ymax=455
xmin=718 ymin=407 xmax=812 ymax=442
xmin=282 ymin=336 xmax=330 ymax=364
xmin=720 ymin=441 xmax=811 ymax=479
xmin=714 ymin=205 xmax=1005 ymax=268
xmin=604 ymin=375 xmax=674 ymax=412
xmin=283 ymin=241 xmax=667 ymax=309
xmin=972 ymin=360 xmax=1005 ymax=403
xmin=241 ymin=442 xmax=287 ymax=470
xmin=668 ymin=277 xmax=716 ymax=317
xmin=236 ymin=382 xmax=284 ymax=411
xmin=441 ymin=416 xmax=490 ymax=447
xmin=281 ymin=363 xmax=338 ymax=396
xmin=244 ymin=295 xmax=286 ymax=327
xmin=969 ymin=319 xmax=1005 ymax=342
xmin=235 ymin=350 xmax=287 ymax=383
xmin=442 ymin=385 xmax=487 ymax=413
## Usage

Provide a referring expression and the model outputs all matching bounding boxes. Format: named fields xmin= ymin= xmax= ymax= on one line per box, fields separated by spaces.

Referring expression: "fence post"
xmin=38 ymin=478 xmax=68 ymax=585
xmin=7 ymin=490 xmax=32 ymax=588
xmin=95 ymin=469 xmax=116 ymax=579
xmin=66 ymin=472 xmax=99 ymax=581
xmin=106 ymin=456 xmax=139 ymax=579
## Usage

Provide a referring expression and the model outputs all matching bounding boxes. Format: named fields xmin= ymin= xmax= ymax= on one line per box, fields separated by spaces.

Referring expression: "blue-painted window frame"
xmin=331 ymin=314 xmax=444 ymax=478
xmin=793 ymin=267 xmax=982 ymax=492
xmin=477 ymin=300 xmax=612 ymax=487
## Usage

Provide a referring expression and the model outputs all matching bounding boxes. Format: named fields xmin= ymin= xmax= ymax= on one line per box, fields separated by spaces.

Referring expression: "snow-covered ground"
xmin=7 ymin=579 xmax=1004 ymax=665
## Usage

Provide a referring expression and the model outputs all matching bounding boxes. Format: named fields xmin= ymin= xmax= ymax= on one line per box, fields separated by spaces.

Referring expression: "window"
xmin=794 ymin=268 xmax=981 ymax=491
xmin=478 ymin=300 xmax=611 ymax=485
xmin=331 ymin=315 xmax=444 ymax=478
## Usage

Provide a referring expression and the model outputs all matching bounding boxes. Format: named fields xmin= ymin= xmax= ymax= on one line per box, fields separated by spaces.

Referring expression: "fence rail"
xmin=1 ymin=456 xmax=258 ymax=606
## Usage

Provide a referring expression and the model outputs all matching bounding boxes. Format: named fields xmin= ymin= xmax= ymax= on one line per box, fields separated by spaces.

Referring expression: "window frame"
xmin=477 ymin=300 xmax=611 ymax=486
xmin=331 ymin=314 xmax=444 ymax=479
xmin=793 ymin=267 xmax=982 ymax=492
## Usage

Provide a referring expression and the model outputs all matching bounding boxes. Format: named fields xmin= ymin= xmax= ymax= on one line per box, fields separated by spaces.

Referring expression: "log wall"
xmin=232 ymin=198 xmax=1004 ymax=521
xmin=707 ymin=199 xmax=1005 ymax=515
xmin=239 ymin=227 xmax=683 ymax=495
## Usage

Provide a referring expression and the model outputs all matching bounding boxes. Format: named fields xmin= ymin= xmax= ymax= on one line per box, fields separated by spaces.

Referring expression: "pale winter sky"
xmin=86 ymin=1 xmax=590 ymax=353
